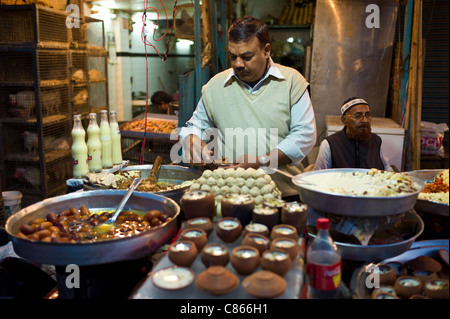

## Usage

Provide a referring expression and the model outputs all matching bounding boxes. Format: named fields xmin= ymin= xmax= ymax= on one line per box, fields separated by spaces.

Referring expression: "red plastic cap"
xmin=317 ymin=218 xmax=330 ymax=230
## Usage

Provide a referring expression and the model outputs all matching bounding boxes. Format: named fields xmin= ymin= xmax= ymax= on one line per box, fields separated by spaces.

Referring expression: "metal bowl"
xmin=5 ymin=190 xmax=180 ymax=266
xmin=405 ymin=169 xmax=449 ymax=217
xmin=308 ymin=210 xmax=424 ymax=262
xmin=84 ymin=165 xmax=202 ymax=204
xmin=292 ymin=168 xmax=425 ymax=217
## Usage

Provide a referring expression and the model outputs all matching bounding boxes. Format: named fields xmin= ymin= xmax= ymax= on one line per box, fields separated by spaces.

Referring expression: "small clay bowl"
xmin=409 ymin=294 xmax=431 ymax=299
xmin=385 ymin=261 xmax=407 ymax=277
xmin=405 ymin=255 xmax=442 ymax=273
xmin=413 ymin=270 xmax=438 ymax=283
xmin=152 ymin=266 xmax=195 ymax=291
xmin=179 ymin=228 xmax=208 ymax=251
xmin=216 ymin=217 xmax=242 ymax=243
xmin=185 ymin=217 xmax=213 ymax=237
xmin=181 ymin=190 xmax=216 ymax=221
xmin=378 ymin=264 xmax=397 ymax=286
xmin=242 ymin=233 xmax=270 ymax=255
xmin=242 ymin=270 xmax=287 ymax=298
xmin=230 ymin=245 xmax=260 ymax=275
xmin=281 ymin=202 xmax=308 ymax=234
xmin=270 ymin=224 xmax=299 ymax=241
xmin=372 ymin=292 xmax=399 ymax=299
xmin=242 ymin=223 xmax=269 ymax=238
xmin=221 ymin=194 xmax=255 ymax=226
xmin=168 ymin=240 xmax=198 ymax=267
xmin=262 ymin=198 xmax=286 ymax=214
xmin=394 ymin=276 xmax=423 ymax=298
xmin=260 ymin=249 xmax=291 ymax=277
xmin=424 ymin=279 xmax=449 ymax=299
xmin=201 ymin=243 xmax=230 ymax=268
xmin=196 ymin=265 xmax=239 ymax=296
xmin=252 ymin=206 xmax=279 ymax=231
xmin=270 ymin=237 xmax=299 ymax=261
xmin=371 ymin=285 xmax=397 ymax=299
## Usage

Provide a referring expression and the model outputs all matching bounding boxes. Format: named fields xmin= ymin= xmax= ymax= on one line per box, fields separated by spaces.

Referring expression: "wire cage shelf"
xmin=0 ymin=4 xmax=69 ymax=48
xmin=0 ymin=48 xmax=70 ymax=122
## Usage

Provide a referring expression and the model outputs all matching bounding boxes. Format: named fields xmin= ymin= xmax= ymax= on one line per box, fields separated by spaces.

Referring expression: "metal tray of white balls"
xmin=187 ymin=167 xmax=283 ymax=206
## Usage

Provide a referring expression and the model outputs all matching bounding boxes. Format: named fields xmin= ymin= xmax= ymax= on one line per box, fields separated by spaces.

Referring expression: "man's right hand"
xmin=181 ymin=134 xmax=212 ymax=166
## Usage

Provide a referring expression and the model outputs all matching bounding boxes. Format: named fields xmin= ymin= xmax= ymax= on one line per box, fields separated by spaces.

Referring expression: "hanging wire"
xmin=139 ymin=0 xmax=178 ymax=164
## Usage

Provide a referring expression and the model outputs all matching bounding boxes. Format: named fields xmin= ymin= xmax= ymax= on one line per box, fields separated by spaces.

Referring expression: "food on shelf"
xmin=121 ymin=119 xmax=177 ymax=134
xmin=418 ymin=169 xmax=449 ymax=204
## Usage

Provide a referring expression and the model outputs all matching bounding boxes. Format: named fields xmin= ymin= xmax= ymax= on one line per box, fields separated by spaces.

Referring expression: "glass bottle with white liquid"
xmin=87 ymin=113 xmax=102 ymax=172
xmin=71 ymin=114 xmax=89 ymax=178
xmin=99 ymin=110 xmax=113 ymax=169
xmin=109 ymin=110 xmax=122 ymax=165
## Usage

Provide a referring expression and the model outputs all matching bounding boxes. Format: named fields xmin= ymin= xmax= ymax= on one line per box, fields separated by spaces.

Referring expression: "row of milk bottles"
xmin=71 ymin=110 xmax=122 ymax=178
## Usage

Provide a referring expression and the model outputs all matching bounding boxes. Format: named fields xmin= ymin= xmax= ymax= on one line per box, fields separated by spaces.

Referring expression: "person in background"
xmin=178 ymin=16 xmax=316 ymax=199
xmin=151 ymin=91 xmax=174 ymax=114
xmin=314 ymin=97 xmax=392 ymax=171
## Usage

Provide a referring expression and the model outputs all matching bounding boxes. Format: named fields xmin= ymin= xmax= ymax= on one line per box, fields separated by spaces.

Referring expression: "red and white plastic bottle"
xmin=306 ymin=218 xmax=341 ymax=299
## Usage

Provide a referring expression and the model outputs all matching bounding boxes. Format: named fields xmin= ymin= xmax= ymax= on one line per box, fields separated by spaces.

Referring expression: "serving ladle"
xmin=260 ymin=166 xmax=315 ymax=186
xmin=93 ymin=177 xmax=142 ymax=234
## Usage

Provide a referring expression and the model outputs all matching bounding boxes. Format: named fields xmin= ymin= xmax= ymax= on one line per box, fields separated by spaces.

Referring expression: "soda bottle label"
xmin=307 ymin=261 xmax=341 ymax=291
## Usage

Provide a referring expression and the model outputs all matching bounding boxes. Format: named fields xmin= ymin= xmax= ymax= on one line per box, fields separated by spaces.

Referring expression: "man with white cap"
xmin=314 ymin=97 xmax=392 ymax=171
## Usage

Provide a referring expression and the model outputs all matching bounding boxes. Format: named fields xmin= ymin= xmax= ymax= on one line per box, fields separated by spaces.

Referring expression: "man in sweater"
xmin=313 ymin=97 xmax=392 ymax=171
xmin=178 ymin=16 xmax=316 ymax=198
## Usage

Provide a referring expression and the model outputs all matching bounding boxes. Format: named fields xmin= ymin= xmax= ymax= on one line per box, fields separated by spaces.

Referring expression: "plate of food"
xmin=292 ymin=168 xmax=425 ymax=216
xmin=405 ymin=169 xmax=449 ymax=216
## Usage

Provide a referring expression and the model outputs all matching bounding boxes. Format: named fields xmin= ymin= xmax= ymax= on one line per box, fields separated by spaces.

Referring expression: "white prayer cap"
xmin=341 ymin=98 xmax=369 ymax=115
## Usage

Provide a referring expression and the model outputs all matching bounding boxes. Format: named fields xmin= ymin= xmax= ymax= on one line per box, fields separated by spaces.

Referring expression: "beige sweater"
xmin=201 ymin=64 xmax=309 ymax=196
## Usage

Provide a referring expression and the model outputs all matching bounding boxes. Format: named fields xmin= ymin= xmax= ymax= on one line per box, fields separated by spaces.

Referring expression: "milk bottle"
xmin=99 ymin=110 xmax=113 ymax=168
xmin=87 ymin=113 xmax=102 ymax=172
xmin=109 ymin=110 xmax=123 ymax=165
xmin=71 ymin=114 xmax=89 ymax=178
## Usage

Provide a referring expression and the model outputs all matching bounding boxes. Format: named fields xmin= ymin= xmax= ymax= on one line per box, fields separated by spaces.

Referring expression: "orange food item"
xmin=121 ymin=119 xmax=177 ymax=134
xmin=422 ymin=180 xmax=449 ymax=194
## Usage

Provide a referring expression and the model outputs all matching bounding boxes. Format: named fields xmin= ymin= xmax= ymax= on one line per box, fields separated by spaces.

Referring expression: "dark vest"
xmin=326 ymin=128 xmax=384 ymax=169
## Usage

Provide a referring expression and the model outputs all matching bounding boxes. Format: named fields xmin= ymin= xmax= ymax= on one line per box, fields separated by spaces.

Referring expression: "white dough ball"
xmin=200 ymin=184 xmax=211 ymax=191
xmin=245 ymin=178 xmax=255 ymax=189
xmin=216 ymin=178 xmax=226 ymax=187
xmin=202 ymin=169 xmax=213 ymax=178
xmin=250 ymin=186 xmax=260 ymax=197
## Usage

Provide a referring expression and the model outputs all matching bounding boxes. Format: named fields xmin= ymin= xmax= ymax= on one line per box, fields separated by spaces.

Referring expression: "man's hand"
xmin=181 ymin=134 xmax=212 ymax=166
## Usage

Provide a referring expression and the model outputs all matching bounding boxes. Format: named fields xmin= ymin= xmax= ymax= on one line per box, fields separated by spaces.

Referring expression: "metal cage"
xmin=0 ymin=4 xmax=69 ymax=48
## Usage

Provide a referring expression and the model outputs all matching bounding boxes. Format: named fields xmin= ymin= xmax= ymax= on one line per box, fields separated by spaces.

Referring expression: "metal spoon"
xmin=260 ymin=166 xmax=315 ymax=186
xmin=94 ymin=177 xmax=142 ymax=234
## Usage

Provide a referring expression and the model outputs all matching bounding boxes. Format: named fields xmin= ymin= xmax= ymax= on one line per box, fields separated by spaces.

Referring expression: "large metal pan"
xmin=404 ymin=169 xmax=449 ymax=217
xmin=5 ymin=190 xmax=180 ymax=266
xmin=308 ymin=210 xmax=424 ymax=262
xmin=84 ymin=165 xmax=202 ymax=204
xmin=292 ymin=168 xmax=425 ymax=217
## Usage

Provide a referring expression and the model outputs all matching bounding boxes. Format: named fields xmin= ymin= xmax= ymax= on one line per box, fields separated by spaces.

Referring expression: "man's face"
xmin=342 ymin=104 xmax=372 ymax=141
xmin=228 ymin=36 xmax=270 ymax=83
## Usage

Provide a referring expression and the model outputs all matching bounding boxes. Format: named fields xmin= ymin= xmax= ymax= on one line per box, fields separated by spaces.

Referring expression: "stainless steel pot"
xmin=84 ymin=165 xmax=202 ymax=204
xmin=5 ymin=190 xmax=180 ymax=266
xmin=292 ymin=168 xmax=425 ymax=217
xmin=308 ymin=210 xmax=424 ymax=262
xmin=405 ymin=169 xmax=449 ymax=217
